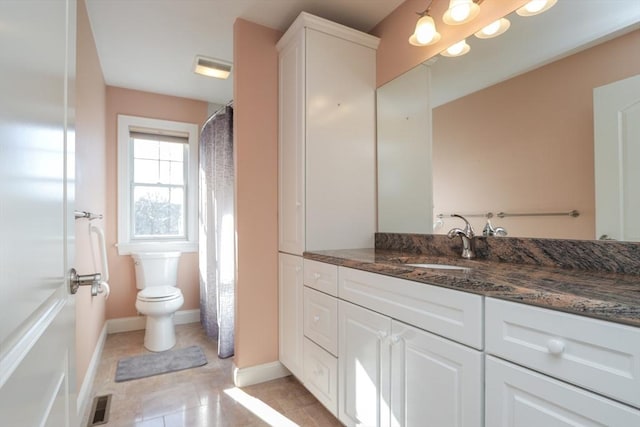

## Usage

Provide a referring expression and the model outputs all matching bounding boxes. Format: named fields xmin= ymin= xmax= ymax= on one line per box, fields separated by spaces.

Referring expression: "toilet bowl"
xmin=132 ymin=252 xmax=184 ymax=352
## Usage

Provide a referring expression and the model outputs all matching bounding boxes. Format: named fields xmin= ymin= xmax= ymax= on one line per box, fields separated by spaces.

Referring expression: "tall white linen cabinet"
xmin=276 ymin=11 xmax=380 ymax=407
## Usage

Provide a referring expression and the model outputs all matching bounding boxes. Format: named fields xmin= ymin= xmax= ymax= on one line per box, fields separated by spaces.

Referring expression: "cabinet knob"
xmin=547 ymin=338 xmax=565 ymax=355
xmin=313 ymin=315 xmax=320 ymax=322
xmin=389 ymin=335 xmax=402 ymax=345
xmin=313 ymin=273 xmax=321 ymax=280
xmin=377 ymin=330 xmax=388 ymax=340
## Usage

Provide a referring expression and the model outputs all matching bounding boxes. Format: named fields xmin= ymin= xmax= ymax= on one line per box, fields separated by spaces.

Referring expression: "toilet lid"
xmin=138 ymin=286 xmax=182 ymax=301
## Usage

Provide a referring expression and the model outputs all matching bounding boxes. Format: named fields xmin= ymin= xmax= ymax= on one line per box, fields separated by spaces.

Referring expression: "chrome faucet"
xmin=482 ymin=219 xmax=507 ymax=237
xmin=447 ymin=214 xmax=476 ymax=259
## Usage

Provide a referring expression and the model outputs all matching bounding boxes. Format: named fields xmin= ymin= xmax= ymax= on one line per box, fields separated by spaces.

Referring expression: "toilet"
xmin=132 ymin=251 xmax=184 ymax=352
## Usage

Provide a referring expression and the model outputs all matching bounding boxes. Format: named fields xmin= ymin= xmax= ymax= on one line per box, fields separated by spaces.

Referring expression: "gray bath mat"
xmin=115 ymin=345 xmax=207 ymax=382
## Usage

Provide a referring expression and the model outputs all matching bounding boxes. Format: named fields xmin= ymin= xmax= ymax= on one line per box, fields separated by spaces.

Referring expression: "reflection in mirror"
xmin=376 ymin=0 xmax=640 ymax=241
xmin=377 ymin=64 xmax=432 ymax=233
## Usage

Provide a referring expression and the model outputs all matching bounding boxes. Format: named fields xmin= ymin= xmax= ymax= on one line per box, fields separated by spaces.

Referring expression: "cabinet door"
xmin=278 ymin=31 xmax=305 ymax=255
xmin=278 ymin=253 xmax=303 ymax=378
xmin=305 ymin=28 xmax=376 ymax=252
xmin=486 ymin=356 xmax=640 ymax=427
xmin=339 ymin=300 xmax=391 ymax=427
xmin=390 ymin=321 xmax=483 ymax=427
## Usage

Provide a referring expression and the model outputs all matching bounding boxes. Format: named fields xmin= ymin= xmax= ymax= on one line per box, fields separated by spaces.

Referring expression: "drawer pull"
xmin=547 ymin=338 xmax=565 ymax=355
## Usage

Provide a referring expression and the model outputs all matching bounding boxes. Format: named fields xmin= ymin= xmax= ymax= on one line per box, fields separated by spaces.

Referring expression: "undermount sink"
xmin=404 ymin=263 xmax=470 ymax=272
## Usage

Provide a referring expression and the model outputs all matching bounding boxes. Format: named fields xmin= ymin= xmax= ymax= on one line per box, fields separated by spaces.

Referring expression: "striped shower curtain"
xmin=199 ymin=105 xmax=235 ymax=358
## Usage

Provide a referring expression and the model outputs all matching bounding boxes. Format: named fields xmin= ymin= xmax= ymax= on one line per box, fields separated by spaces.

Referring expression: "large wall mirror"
xmin=377 ymin=0 xmax=640 ymax=241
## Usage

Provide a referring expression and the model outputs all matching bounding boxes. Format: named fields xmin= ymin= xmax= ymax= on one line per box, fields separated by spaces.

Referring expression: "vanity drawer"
xmin=338 ymin=267 xmax=483 ymax=349
xmin=304 ymin=286 xmax=338 ymax=356
xmin=486 ymin=356 xmax=640 ymax=426
xmin=303 ymin=337 xmax=338 ymax=416
xmin=303 ymin=259 xmax=338 ymax=296
xmin=486 ymin=298 xmax=640 ymax=408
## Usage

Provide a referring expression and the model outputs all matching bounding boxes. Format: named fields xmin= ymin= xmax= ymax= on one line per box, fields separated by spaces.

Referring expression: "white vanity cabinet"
xmin=485 ymin=297 xmax=640 ymax=426
xmin=298 ymin=259 xmax=640 ymax=426
xmin=276 ymin=11 xmax=379 ymax=387
xmin=338 ymin=267 xmax=484 ymax=427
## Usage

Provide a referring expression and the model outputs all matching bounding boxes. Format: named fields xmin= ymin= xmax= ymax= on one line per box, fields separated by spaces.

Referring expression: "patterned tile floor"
xmin=82 ymin=323 xmax=342 ymax=427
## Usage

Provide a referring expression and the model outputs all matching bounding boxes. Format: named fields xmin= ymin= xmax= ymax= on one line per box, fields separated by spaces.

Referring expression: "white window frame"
xmin=117 ymin=114 xmax=199 ymax=255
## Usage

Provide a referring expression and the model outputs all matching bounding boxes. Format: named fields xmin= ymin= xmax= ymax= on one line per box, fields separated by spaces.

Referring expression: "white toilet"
xmin=132 ymin=251 xmax=184 ymax=352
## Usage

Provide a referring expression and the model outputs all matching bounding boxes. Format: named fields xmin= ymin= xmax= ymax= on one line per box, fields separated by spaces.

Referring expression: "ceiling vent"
xmin=193 ymin=55 xmax=232 ymax=79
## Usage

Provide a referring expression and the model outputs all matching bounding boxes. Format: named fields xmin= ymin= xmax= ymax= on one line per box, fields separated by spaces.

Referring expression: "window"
xmin=117 ymin=115 xmax=198 ymax=254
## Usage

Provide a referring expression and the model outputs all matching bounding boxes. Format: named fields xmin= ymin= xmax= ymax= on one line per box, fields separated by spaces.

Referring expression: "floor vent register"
xmin=87 ymin=394 xmax=111 ymax=426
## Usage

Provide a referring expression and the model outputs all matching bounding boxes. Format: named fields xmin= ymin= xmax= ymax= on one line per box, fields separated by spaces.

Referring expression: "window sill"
xmin=116 ymin=241 xmax=198 ymax=256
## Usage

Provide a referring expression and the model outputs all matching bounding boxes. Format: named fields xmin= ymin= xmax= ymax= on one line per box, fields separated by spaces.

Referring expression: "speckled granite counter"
xmin=303 ymin=248 xmax=640 ymax=328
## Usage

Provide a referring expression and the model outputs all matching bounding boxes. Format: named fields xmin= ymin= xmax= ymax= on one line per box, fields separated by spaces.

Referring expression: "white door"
xmin=305 ymin=28 xmax=376 ymax=252
xmin=278 ymin=30 xmax=305 ymax=256
xmin=390 ymin=321 xmax=483 ymax=427
xmin=338 ymin=300 xmax=391 ymax=427
xmin=278 ymin=253 xmax=303 ymax=378
xmin=594 ymin=74 xmax=640 ymax=241
xmin=0 ymin=1 xmax=77 ymax=426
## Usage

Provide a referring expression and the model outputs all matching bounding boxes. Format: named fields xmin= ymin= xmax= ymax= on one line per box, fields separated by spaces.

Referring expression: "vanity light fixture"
xmin=474 ymin=17 xmax=511 ymax=39
xmin=443 ymin=0 xmax=481 ymax=25
xmin=441 ymin=39 xmax=470 ymax=57
xmin=193 ymin=55 xmax=232 ymax=79
xmin=409 ymin=0 xmax=442 ymax=46
xmin=516 ymin=0 xmax=557 ymax=17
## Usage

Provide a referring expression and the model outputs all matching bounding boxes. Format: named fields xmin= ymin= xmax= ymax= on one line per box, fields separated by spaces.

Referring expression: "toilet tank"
xmin=131 ymin=252 xmax=181 ymax=289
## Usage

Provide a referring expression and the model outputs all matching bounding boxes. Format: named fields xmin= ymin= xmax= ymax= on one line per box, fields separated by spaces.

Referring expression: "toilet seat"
xmin=137 ymin=286 xmax=182 ymax=302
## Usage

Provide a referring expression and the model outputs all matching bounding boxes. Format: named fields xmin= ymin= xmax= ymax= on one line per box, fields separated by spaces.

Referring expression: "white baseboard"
xmin=77 ymin=323 xmax=107 ymax=418
xmin=106 ymin=309 xmax=201 ymax=334
xmin=233 ymin=361 xmax=291 ymax=387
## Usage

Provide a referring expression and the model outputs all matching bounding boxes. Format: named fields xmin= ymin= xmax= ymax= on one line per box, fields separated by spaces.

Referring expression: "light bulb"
xmin=448 ymin=40 xmax=466 ymax=55
xmin=443 ymin=0 xmax=480 ymax=25
xmin=441 ymin=39 xmax=471 ymax=57
xmin=474 ymin=18 xmax=510 ymax=39
xmin=525 ymin=0 xmax=546 ymax=13
xmin=516 ymin=0 xmax=557 ymax=17
xmin=450 ymin=4 xmax=471 ymax=22
xmin=482 ymin=20 xmax=501 ymax=36
xmin=415 ymin=15 xmax=436 ymax=44
xmin=409 ymin=15 xmax=441 ymax=46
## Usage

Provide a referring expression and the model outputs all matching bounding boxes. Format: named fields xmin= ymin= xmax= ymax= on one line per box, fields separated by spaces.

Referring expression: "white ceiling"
xmin=85 ymin=0 xmax=405 ymax=105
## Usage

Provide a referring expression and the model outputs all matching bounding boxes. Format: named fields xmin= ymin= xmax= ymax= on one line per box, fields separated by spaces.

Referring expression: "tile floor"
xmin=83 ymin=323 xmax=342 ymax=427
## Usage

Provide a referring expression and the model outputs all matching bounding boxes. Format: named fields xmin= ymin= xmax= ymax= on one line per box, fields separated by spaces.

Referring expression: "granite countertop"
xmin=304 ymin=248 xmax=640 ymax=328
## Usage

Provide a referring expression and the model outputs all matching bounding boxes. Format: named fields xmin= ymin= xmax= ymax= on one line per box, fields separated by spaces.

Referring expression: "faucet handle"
xmin=451 ymin=214 xmax=475 ymax=236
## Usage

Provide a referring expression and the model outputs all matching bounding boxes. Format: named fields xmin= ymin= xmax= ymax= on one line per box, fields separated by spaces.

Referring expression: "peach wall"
xmin=371 ymin=0 xmax=528 ymax=87
xmin=233 ymin=19 xmax=282 ymax=369
xmin=105 ymin=87 xmax=208 ymax=319
xmin=432 ymin=29 xmax=640 ymax=239
xmin=75 ymin=0 xmax=107 ymax=390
